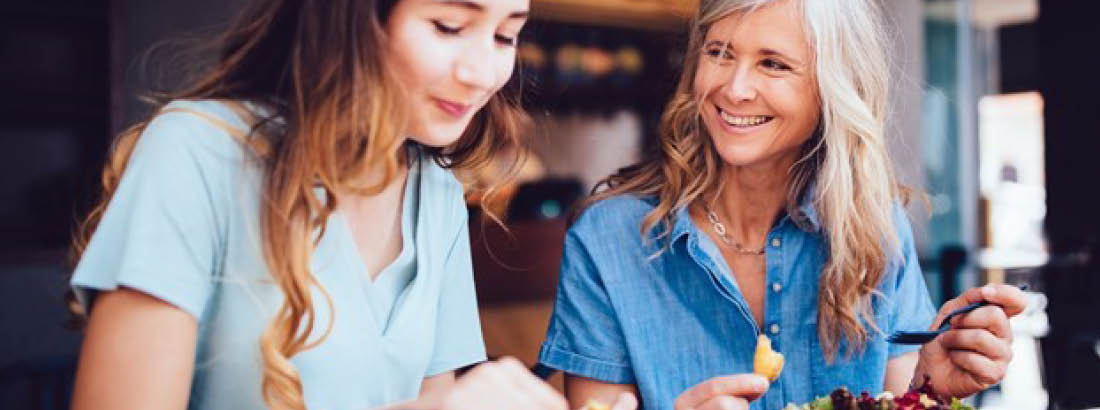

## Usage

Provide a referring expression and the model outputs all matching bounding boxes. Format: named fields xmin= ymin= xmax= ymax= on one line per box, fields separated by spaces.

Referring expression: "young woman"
xmin=537 ymin=1 xmax=1027 ymax=409
xmin=68 ymin=1 xmax=576 ymax=409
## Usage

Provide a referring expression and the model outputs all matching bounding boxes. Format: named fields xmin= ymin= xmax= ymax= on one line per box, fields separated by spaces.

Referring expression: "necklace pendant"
xmin=704 ymin=205 xmax=766 ymax=256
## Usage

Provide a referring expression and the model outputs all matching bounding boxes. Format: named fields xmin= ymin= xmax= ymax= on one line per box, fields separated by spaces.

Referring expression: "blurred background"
xmin=1 ymin=0 xmax=1098 ymax=409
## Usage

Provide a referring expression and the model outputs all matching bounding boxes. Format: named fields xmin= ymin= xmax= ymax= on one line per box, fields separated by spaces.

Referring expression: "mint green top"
xmin=71 ymin=100 xmax=486 ymax=410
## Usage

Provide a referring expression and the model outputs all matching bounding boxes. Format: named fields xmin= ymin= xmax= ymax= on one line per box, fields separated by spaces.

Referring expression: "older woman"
xmin=537 ymin=1 xmax=1027 ymax=410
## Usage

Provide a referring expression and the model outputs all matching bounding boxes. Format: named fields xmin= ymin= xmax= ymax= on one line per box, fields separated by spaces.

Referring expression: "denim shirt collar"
xmin=790 ymin=184 xmax=821 ymax=233
xmin=664 ymin=186 xmax=822 ymax=245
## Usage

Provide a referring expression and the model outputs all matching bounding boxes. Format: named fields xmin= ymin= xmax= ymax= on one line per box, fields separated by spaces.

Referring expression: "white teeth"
xmin=718 ymin=109 xmax=771 ymax=127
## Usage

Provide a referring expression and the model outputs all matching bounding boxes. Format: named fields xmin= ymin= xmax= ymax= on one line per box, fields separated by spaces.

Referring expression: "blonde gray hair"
xmin=583 ymin=0 xmax=908 ymax=361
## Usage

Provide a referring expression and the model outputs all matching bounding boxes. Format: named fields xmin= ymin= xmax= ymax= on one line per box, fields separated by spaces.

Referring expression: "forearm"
xmin=565 ymin=374 xmax=639 ymax=409
xmin=883 ymin=352 xmax=920 ymax=395
xmin=421 ymin=372 xmax=457 ymax=397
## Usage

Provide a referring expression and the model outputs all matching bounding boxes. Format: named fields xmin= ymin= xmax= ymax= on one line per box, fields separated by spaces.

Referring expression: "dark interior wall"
xmin=0 ymin=0 xmax=245 ymax=255
xmin=1040 ymin=2 xmax=1100 ymax=253
xmin=1037 ymin=2 xmax=1100 ymax=409
xmin=1 ymin=1 xmax=244 ymax=408
xmin=0 ymin=1 xmax=109 ymax=255
xmin=998 ymin=22 xmax=1037 ymax=94
xmin=110 ymin=0 xmax=246 ymax=133
xmin=0 ymin=2 xmax=109 ymax=408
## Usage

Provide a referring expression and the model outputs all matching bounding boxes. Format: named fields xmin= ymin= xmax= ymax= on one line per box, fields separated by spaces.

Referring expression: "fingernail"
xmin=753 ymin=376 xmax=769 ymax=390
xmin=983 ymin=286 xmax=996 ymax=298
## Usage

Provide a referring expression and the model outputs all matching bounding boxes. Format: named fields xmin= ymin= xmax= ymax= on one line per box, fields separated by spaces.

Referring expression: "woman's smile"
xmin=432 ymin=97 xmax=472 ymax=118
xmin=714 ymin=105 xmax=776 ymax=135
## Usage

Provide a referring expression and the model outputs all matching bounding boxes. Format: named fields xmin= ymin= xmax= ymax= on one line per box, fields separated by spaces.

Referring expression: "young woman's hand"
xmin=600 ymin=391 xmax=640 ymax=410
xmin=915 ymin=284 xmax=1028 ymax=398
xmin=674 ymin=374 xmax=769 ymax=410
xmin=419 ymin=357 xmax=569 ymax=410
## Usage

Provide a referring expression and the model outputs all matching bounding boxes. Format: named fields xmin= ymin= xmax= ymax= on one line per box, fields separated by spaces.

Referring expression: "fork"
xmin=886 ymin=284 xmax=1028 ymax=345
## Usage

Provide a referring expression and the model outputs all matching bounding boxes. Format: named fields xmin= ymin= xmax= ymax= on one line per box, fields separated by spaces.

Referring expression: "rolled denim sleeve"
xmin=887 ymin=206 xmax=937 ymax=358
xmin=538 ymin=226 xmax=635 ymax=384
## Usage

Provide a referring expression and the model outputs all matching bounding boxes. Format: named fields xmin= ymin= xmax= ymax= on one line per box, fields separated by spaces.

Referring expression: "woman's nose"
xmin=721 ymin=65 xmax=758 ymax=103
xmin=454 ymin=40 xmax=497 ymax=90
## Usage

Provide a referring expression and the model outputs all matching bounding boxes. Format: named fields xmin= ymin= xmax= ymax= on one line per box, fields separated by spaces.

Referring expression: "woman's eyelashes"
xmin=703 ymin=44 xmax=734 ymax=63
xmin=495 ymin=34 xmax=517 ymax=47
xmin=431 ymin=20 xmax=462 ymax=35
xmin=762 ymin=58 xmax=792 ymax=71
xmin=702 ymin=48 xmax=793 ymax=73
xmin=430 ymin=20 xmax=518 ymax=47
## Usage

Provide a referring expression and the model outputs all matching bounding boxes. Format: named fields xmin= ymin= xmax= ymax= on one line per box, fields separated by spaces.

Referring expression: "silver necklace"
xmin=704 ymin=206 xmax=766 ymax=255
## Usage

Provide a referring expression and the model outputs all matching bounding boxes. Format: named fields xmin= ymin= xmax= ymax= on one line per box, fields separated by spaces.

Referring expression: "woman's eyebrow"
xmin=704 ymin=40 xmax=729 ymax=49
xmin=433 ymin=0 xmax=529 ymax=19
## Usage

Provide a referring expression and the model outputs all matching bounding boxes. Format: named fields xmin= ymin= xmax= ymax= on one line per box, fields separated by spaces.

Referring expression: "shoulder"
xmin=416 ymin=152 xmax=469 ymax=239
xmin=569 ymin=194 xmax=657 ymax=242
xmin=889 ymin=201 xmax=918 ymax=250
xmin=135 ymin=99 xmax=255 ymax=166
xmin=418 ymin=152 xmax=464 ymax=201
xmin=574 ymin=194 xmax=656 ymax=227
xmin=881 ymin=201 xmax=922 ymax=287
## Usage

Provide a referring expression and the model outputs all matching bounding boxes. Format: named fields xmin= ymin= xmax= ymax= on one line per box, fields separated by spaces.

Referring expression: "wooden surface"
xmin=479 ymin=301 xmax=565 ymax=391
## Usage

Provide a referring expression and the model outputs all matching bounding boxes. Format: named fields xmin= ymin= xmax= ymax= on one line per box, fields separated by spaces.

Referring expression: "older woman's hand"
xmin=674 ymin=374 xmax=769 ymax=410
xmin=914 ymin=284 xmax=1028 ymax=398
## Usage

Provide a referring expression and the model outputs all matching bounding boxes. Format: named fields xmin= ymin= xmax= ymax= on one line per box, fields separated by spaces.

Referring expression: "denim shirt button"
xmin=771 ymin=282 xmax=782 ymax=293
xmin=769 ymin=323 xmax=781 ymax=334
xmin=771 ymin=238 xmax=782 ymax=248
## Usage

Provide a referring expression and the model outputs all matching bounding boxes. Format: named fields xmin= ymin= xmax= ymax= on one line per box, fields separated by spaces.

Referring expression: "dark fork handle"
xmin=887 ymin=301 xmax=995 ymax=344
xmin=934 ymin=284 xmax=1029 ymax=330
xmin=933 ymin=300 xmax=989 ymax=331
xmin=887 ymin=284 xmax=1030 ymax=344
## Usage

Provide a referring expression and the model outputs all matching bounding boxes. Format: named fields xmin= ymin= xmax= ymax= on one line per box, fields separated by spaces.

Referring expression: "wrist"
xmin=911 ymin=356 xmax=960 ymax=400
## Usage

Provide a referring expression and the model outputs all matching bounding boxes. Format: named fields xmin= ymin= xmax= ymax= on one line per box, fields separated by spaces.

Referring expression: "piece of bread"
xmin=582 ymin=399 xmax=611 ymax=410
xmin=753 ymin=334 xmax=785 ymax=382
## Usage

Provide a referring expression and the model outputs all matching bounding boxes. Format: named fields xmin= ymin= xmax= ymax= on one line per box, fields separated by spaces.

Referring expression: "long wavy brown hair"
xmin=582 ymin=0 xmax=909 ymax=361
xmin=69 ymin=0 xmax=529 ymax=408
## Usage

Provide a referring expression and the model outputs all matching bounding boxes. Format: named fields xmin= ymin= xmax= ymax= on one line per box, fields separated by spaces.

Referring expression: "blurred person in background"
xmin=64 ymin=0 xmax=606 ymax=409
xmin=537 ymin=0 xmax=1027 ymax=409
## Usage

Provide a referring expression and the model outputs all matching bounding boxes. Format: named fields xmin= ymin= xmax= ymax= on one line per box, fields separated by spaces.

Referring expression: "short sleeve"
xmin=538 ymin=226 xmax=635 ymax=384
xmin=71 ymin=111 xmax=230 ymax=320
xmin=425 ymin=194 xmax=487 ymax=376
xmin=887 ymin=206 xmax=937 ymax=358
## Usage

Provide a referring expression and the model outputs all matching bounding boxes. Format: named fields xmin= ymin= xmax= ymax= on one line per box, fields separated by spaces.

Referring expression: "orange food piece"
xmin=753 ymin=334 xmax=785 ymax=382
xmin=583 ymin=399 xmax=611 ymax=410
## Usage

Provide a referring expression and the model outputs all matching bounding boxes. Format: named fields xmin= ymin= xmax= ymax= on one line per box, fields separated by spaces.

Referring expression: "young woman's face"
xmin=693 ymin=0 xmax=820 ymax=170
xmin=385 ymin=0 xmax=528 ymax=147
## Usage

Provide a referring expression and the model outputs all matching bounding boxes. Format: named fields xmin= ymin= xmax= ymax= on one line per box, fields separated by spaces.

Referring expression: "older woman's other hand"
xmin=914 ymin=284 xmax=1028 ymax=398
xmin=674 ymin=374 xmax=769 ymax=410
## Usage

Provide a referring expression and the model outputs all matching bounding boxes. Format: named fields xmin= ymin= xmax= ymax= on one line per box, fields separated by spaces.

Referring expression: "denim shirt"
xmin=538 ymin=195 xmax=935 ymax=410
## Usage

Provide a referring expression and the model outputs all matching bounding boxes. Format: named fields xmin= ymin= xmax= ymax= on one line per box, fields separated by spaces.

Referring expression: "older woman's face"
xmin=693 ymin=0 xmax=820 ymax=170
